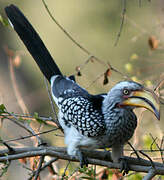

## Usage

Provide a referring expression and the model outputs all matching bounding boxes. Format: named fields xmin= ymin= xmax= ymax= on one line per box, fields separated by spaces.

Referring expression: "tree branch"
xmin=143 ymin=168 xmax=156 ymax=180
xmin=0 ymin=146 xmax=164 ymax=175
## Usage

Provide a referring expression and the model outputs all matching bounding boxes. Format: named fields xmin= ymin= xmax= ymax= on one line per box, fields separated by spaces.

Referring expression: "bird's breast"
xmin=102 ymin=109 xmax=137 ymax=147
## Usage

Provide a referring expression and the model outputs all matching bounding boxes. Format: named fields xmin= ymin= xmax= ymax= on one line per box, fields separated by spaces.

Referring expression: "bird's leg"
xmin=111 ymin=144 xmax=124 ymax=163
xmin=67 ymin=141 xmax=88 ymax=167
xmin=119 ymin=157 xmax=130 ymax=175
xmin=77 ymin=150 xmax=88 ymax=168
xmin=112 ymin=144 xmax=130 ymax=175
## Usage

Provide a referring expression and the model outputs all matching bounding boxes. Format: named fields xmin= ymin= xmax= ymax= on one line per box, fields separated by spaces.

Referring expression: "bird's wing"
xmin=51 ymin=75 xmax=89 ymax=100
xmin=51 ymin=76 xmax=106 ymax=137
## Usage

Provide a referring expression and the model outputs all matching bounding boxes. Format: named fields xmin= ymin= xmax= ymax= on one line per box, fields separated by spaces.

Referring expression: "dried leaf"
xmin=103 ymin=75 xmax=108 ymax=85
xmin=105 ymin=68 xmax=112 ymax=77
xmin=77 ymin=71 xmax=82 ymax=76
xmin=99 ymin=169 xmax=109 ymax=180
xmin=19 ymin=158 xmax=27 ymax=164
xmin=111 ymin=170 xmax=123 ymax=180
xmin=29 ymin=156 xmax=40 ymax=170
xmin=75 ymin=66 xmax=82 ymax=76
xmin=154 ymin=78 xmax=164 ymax=92
xmin=103 ymin=68 xmax=111 ymax=85
xmin=148 ymin=36 xmax=159 ymax=50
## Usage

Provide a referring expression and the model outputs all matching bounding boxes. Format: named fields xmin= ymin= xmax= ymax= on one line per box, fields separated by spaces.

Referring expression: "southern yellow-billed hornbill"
xmin=5 ymin=4 xmax=160 ymax=174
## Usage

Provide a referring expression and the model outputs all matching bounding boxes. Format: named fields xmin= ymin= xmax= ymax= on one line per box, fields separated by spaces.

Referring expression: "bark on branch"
xmin=0 ymin=146 xmax=164 ymax=175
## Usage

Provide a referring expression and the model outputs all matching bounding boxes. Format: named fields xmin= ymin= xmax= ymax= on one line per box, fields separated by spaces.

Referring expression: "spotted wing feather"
xmin=51 ymin=76 xmax=106 ymax=137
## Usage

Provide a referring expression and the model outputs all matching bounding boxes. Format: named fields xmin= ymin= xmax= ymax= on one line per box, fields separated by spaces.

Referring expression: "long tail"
xmin=5 ymin=4 xmax=62 ymax=82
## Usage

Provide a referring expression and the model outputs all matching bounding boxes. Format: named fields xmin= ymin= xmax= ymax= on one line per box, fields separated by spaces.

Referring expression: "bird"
xmin=5 ymin=4 xmax=160 ymax=174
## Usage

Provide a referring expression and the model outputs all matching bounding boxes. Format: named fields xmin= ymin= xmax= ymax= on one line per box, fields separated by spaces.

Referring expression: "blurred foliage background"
xmin=0 ymin=0 xmax=164 ymax=179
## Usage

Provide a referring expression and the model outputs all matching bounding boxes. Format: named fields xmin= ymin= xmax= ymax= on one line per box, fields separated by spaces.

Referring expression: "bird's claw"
xmin=119 ymin=157 xmax=130 ymax=175
xmin=77 ymin=151 xmax=88 ymax=168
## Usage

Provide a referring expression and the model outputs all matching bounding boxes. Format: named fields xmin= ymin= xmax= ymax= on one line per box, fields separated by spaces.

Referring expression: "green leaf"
xmin=33 ymin=112 xmax=45 ymax=124
xmin=18 ymin=117 xmax=24 ymax=122
xmin=0 ymin=104 xmax=6 ymax=115
xmin=0 ymin=15 xmax=9 ymax=26
xmin=0 ymin=161 xmax=10 ymax=177
xmin=27 ymin=119 xmax=32 ymax=125
xmin=128 ymin=173 xmax=142 ymax=180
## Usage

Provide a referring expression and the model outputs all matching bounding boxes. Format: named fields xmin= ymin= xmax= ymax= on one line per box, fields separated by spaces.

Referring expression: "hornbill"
xmin=5 ymin=4 xmax=160 ymax=174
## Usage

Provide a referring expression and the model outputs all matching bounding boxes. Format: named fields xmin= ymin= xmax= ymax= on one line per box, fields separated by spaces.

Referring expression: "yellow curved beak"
xmin=122 ymin=89 xmax=160 ymax=120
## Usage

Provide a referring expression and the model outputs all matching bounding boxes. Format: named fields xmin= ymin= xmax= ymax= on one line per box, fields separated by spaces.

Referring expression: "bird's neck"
xmin=102 ymin=101 xmax=137 ymax=145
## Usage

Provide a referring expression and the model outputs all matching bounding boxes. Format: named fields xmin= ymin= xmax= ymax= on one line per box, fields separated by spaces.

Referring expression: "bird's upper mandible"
xmin=103 ymin=81 xmax=160 ymax=120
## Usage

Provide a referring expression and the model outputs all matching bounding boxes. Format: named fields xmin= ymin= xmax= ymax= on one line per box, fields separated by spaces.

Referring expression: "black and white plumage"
xmin=5 ymin=4 xmax=160 ymax=171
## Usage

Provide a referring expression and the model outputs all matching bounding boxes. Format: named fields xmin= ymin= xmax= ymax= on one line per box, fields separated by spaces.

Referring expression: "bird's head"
xmin=104 ymin=81 xmax=160 ymax=120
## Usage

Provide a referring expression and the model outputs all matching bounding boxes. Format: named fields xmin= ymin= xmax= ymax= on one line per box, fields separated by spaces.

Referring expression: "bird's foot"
xmin=77 ymin=151 xmax=88 ymax=168
xmin=119 ymin=157 xmax=130 ymax=176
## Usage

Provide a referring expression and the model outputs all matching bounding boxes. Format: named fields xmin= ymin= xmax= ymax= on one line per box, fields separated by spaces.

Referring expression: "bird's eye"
xmin=123 ymin=89 xmax=130 ymax=95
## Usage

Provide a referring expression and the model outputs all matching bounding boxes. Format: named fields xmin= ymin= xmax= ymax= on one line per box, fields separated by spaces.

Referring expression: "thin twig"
xmin=86 ymin=72 xmax=105 ymax=89
xmin=41 ymin=0 xmax=90 ymax=55
xmin=28 ymin=157 xmax=58 ymax=180
xmin=139 ymin=150 xmax=156 ymax=169
xmin=5 ymin=47 xmax=45 ymax=146
xmin=114 ymin=0 xmax=126 ymax=46
xmin=4 ymin=112 xmax=35 ymax=135
xmin=68 ymin=167 xmax=79 ymax=180
xmin=41 ymin=0 xmax=128 ymax=80
xmin=34 ymin=155 xmax=45 ymax=180
xmin=125 ymin=148 xmax=164 ymax=153
xmin=160 ymin=136 xmax=164 ymax=164
xmin=8 ymin=53 xmax=29 ymax=115
xmin=44 ymin=77 xmax=62 ymax=130
xmin=150 ymin=134 xmax=164 ymax=164
xmin=0 ymin=113 xmax=57 ymax=127
xmin=1 ymin=141 xmax=14 ymax=152
xmin=1 ymin=127 xmax=59 ymax=143
xmin=128 ymin=142 xmax=140 ymax=160
xmin=62 ymin=161 xmax=70 ymax=178
xmin=4 ymin=112 xmax=42 ymax=145
xmin=154 ymin=77 xmax=164 ymax=92
xmin=150 ymin=136 xmax=158 ymax=151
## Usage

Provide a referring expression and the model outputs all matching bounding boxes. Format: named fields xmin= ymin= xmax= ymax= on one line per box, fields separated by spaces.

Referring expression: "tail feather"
xmin=5 ymin=4 xmax=62 ymax=81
